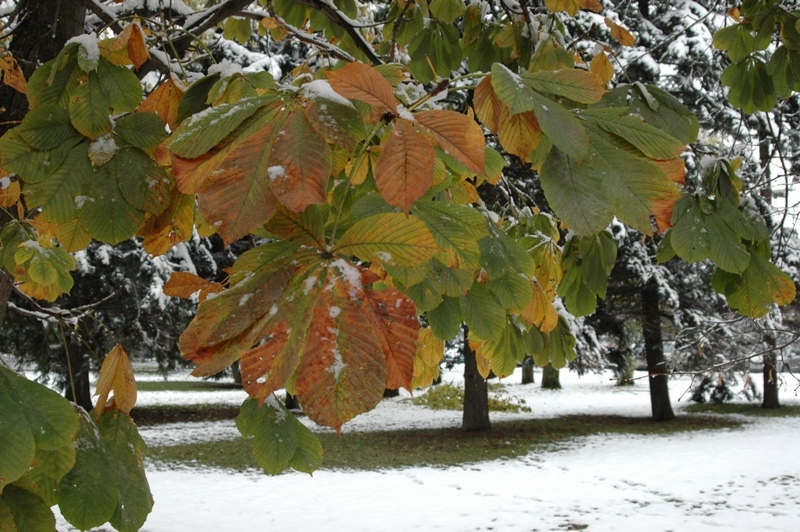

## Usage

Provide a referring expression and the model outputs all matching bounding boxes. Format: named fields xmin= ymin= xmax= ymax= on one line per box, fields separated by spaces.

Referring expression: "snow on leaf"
xmin=94 ymin=345 xmax=137 ymax=417
xmin=374 ymin=119 xmax=435 ymax=212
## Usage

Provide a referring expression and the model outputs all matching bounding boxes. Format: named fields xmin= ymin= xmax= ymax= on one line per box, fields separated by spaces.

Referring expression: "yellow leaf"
xmin=605 ymin=18 xmax=635 ymax=47
xmin=728 ymin=7 xmax=740 ymax=22
xmin=469 ymin=334 xmax=492 ymax=378
xmin=474 ymin=76 xmax=502 ymax=133
xmin=56 ymin=219 xmax=92 ymax=252
xmin=590 ymin=52 xmax=614 ymax=84
xmin=0 ymin=174 xmax=20 ymax=207
xmin=261 ymin=17 xmax=281 ymax=30
xmin=95 ymin=345 xmax=137 ymax=417
xmin=141 ymin=191 xmax=194 ymax=255
xmin=0 ymin=52 xmax=27 ymax=94
xmin=497 ymin=106 xmax=542 ymax=160
xmin=546 ymin=0 xmax=580 ymax=15
xmin=411 ymin=328 xmax=444 ymax=388
xmin=521 ymin=281 xmax=558 ymax=333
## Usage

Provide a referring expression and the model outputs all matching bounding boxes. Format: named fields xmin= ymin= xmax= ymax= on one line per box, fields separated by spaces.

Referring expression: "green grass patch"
xmin=150 ymin=414 xmax=741 ymax=472
xmin=132 ymin=404 xmax=241 ymax=426
xmin=684 ymin=403 xmax=800 ymax=417
xmin=136 ymin=380 xmax=242 ymax=392
xmin=411 ymin=382 xmax=531 ymax=413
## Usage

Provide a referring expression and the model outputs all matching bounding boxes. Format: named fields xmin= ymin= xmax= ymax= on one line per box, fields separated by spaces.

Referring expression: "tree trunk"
xmin=383 ymin=388 xmax=400 ymax=398
xmin=521 ymin=356 xmax=535 ymax=384
xmin=762 ymin=352 xmax=780 ymax=409
xmin=541 ymin=364 xmax=560 ymax=389
xmin=641 ymin=279 xmax=675 ymax=421
xmin=638 ymin=0 xmax=650 ymax=20
xmin=65 ymin=340 xmax=93 ymax=412
xmin=462 ymin=325 xmax=490 ymax=431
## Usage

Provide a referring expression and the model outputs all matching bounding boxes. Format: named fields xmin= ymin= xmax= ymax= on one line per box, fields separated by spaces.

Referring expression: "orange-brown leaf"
xmin=655 ymin=157 xmax=686 ymax=185
xmin=95 ymin=345 xmax=137 ymax=417
xmin=163 ymin=271 xmax=224 ymax=301
xmin=266 ymin=110 xmax=331 ymax=213
xmin=138 ymin=78 xmax=184 ymax=131
xmin=127 ymin=22 xmax=150 ymax=68
xmin=241 ymin=321 xmax=299 ymax=403
xmin=579 ymin=0 xmax=603 ymax=12
xmin=374 ymin=119 xmax=435 ymax=212
xmin=474 ymin=76 xmax=503 ymax=132
xmin=140 ymin=191 xmax=194 ymax=256
xmin=0 ymin=53 xmax=27 ymax=94
xmin=605 ymin=18 xmax=635 ymax=46
xmin=415 ymin=110 xmax=485 ymax=174
xmin=294 ymin=263 xmax=387 ymax=432
xmin=363 ymin=286 xmax=419 ymax=391
xmin=326 ymin=62 xmax=397 ymax=118
xmin=196 ymin=129 xmax=282 ymax=243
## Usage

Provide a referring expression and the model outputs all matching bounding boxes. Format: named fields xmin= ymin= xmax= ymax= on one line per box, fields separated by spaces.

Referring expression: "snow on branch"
xmin=262 ymin=2 xmax=356 ymax=64
xmin=294 ymin=0 xmax=382 ymax=65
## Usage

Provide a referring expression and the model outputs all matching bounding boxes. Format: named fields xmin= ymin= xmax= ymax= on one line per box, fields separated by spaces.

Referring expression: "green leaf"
xmin=176 ymin=74 xmax=219 ymax=125
xmin=170 ymin=95 xmax=276 ymax=159
xmin=406 ymin=276 xmax=444 ymax=312
xmin=68 ymin=73 xmax=112 ymax=139
xmin=430 ymin=259 xmax=473 ymax=297
xmin=96 ymin=58 xmax=142 ymax=114
xmin=24 ymin=142 xmax=90 ymax=223
xmin=523 ymin=325 xmax=544 ymax=355
xmin=713 ymin=24 xmax=755 ymax=63
xmin=58 ymin=411 xmax=120 ymax=530
xmin=114 ymin=112 xmax=169 ymax=150
xmin=111 ymin=146 xmax=172 ymax=215
xmin=712 ymin=252 xmax=796 ymax=318
xmin=491 ymin=63 xmax=538 ymax=115
xmin=77 ymin=165 xmax=145 ymax=244
xmin=545 ymin=317 xmax=577 ymax=369
xmin=429 ymin=0 xmax=465 ymax=23
xmin=15 ymin=444 xmax=76 ymax=506
xmin=1 ymin=485 xmax=55 ymax=531
xmin=721 ymin=58 xmax=777 ymax=114
xmin=522 ymin=69 xmax=605 ymax=104
xmin=412 ymin=201 xmax=487 ymax=269
xmin=0 ymin=131 xmax=76 ymax=184
xmin=486 ymin=272 xmax=533 ymax=310
xmin=17 ymin=105 xmax=81 ymax=150
xmin=427 ymin=295 xmax=462 ymax=340
xmin=460 ymin=283 xmax=505 ymax=341
xmin=478 ymin=224 xmax=536 ymax=278
xmin=236 ymin=397 xmax=322 ymax=475
xmin=335 ymin=213 xmax=440 ymax=267
xmin=618 ymin=84 xmax=699 ymax=144
xmin=0 ymin=366 xmax=77 ymax=490
xmin=408 ymin=21 xmax=462 ymax=84
xmin=581 ymin=107 xmax=684 ymax=160
xmin=578 ymin=231 xmax=617 ymax=296
xmin=656 ymin=230 xmax=676 ymax=263
xmin=27 ymin=48 xmax=81 ymax=109
xmin=540 ymin=147 xmax=612 ymax=235
xmin=557 ymin=266 xmax=598 ymax=317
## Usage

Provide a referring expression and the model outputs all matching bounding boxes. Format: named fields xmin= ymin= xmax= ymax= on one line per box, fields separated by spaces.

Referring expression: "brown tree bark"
xmin=521 ymin=355 xmax=535 ymax=384
xmin=541 ymin=363 xmax=561 ymax=389
xmin=641 ymin=279 xmax=675 ymax=421
xmin=462 ymin=325 xmax=490 ymax=431
xmin=762 ymin=335 xmax=780 ymax=408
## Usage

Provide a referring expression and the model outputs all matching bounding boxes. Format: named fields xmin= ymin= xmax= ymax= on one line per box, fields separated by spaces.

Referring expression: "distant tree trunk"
xmin=541 ymin=364 xmax=560 ymax=389
xmin=638 ymin=0 xmax=650 ymax=20
xmin=641 ymin=279 xmax=675 ymax=421
xmin=383 ymin=388 xmax=400 ymax=398
xmin=521 ymin=356 xmax=535 ymax=384
xmin=230 ymin=361 xmax=242 ymax=385
xmin=285 ymin=392 xmax=300 ymax=411
xmin=462 ymin=325 xmax=490 ymax=431
xmin=65 ymin=340 xmax=93 ymax=411
xmin=762 ymin=335 xmax=780 ymax=408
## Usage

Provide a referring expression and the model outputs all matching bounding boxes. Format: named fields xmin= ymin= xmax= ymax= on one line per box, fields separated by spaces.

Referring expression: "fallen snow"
xmin=55 ymin=368 xmax=800 ymax=531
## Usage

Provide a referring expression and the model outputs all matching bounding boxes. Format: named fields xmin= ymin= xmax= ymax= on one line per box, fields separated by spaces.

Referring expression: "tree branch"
xmin=294 ymin=0 xmax=382 ymax=65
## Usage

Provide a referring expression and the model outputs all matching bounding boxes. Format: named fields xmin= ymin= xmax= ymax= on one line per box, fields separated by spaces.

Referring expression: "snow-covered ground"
xmin=56 ymin=367 xmax=800 ymax=531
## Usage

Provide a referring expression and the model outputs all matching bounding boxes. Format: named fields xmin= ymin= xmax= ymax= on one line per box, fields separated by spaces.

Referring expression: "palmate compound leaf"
xmin=411 ymin=197 xmax=489 ymax=270
xmin=13 ymin=240 xmax=76 ymax=302
xmin=0 ymin=366 xmax=78 ymax=490
xmin=181 ymin=251 xmax=419 ymax=432
xmin=171 ymin=99 xmax=331 ymax=243
xmin=236 ymin=396 xmax=323 ymax=475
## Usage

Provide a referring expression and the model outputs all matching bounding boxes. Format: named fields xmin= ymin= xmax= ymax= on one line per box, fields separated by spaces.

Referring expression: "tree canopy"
xmin=1 ymin=0 xmax=799 ymax=529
